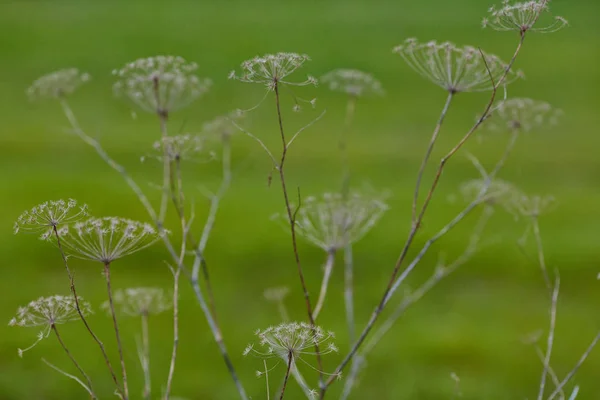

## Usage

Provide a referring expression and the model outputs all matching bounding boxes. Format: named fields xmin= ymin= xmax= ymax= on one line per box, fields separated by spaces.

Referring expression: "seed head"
xmin=9 ymin=295 xmax=91 ymax=356
xmin=144 ymin=134 xmax=213 ymax=163
xmin=27 ymin=68 xmax=90 ymax=101
xmin=56 ymin=217 xmax=164 ymax=264
xmin=483 ymin=1 xmax=568 ymax=33
xmin=274 ymin=190 xmax=389 ymax=252
xmin=229 ymin=52 xmax=317 ymax=91
xmin=393 ymin=38 xmax=523 ymax=93
xmin=510 ymin=193 xmax=556 ymax=217
xmin=113 ymin=55 xmax=212 ymax=116
xmin=102 ymin=287 xmax=172 ymax=317
xmin=263 ymin=286 xmax=290 ymax=302
xmin=244 ymin=322 xmax=338 ymax=362
xmin=320 ymin=69 xmax=384 ymax=97
xmin=201 ymin=109 xmax=245 ymax=141
xmin=460 ymin=179 xmax=520 ymax=208
xmin=14 ymin=199 xmax=88 ymax=239
xmin=486 ymin=98 xmax=562 ymax=132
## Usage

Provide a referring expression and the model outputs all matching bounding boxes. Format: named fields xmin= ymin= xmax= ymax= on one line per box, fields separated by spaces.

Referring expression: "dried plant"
xmin=320 ymin=69 xmax=384 ymax=98
xmin=14 ymin=199 xmax=88 ymax=238
xmin=27 ymin=68 xmax=90 ymax=101
xmin=483 ymin=0 xmax=568 ymax=33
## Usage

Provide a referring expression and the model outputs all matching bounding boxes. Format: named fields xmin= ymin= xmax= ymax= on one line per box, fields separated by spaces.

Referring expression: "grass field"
xmin=1 ymin=0 xmax=600 ymax=399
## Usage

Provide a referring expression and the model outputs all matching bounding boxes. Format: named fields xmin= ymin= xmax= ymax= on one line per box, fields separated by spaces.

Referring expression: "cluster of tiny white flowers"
xmin=275 ymin=191 xmax=389 ymax=252
xmin=14 ymin=199 xmax=88 ymax=239
xmin=229 ymin=52 xmax=317 ymax=90
xmin=102 ymin=287 xmax=172 ymax=317
xmin=201 ymin=109 xmax=244 ymax=140
xmin=113 ymin=55 xmax=212 ymax=116
xmin=144 ymin=134 xmax=213 ymax=163
xmin=511 ymin=193 xmax=556 ymax=217
xmin=263 ymin=286 xmax=290 ymax=302
xmin=56 ymin=217 xmax=164 ymax=264
xmin=244 ymin=322 xmax=338 ymax=362
xmin=393 ymin=38 xmax=523 ymax=93
xmin=9 ymin=295 xmax=91 ymax=356
xmin=27 ymin=68 xmax=90 ymax=101
xmin=483 ymin=0 xmax=568 ymax=33
xmin=487 ymin=98 xmax=562 ymax=132
xmin=320 ymin=69 xmax=384 ymax=97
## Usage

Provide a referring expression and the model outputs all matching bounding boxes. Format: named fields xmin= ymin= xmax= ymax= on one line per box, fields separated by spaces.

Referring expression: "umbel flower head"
xmin=202 ymin=109 xmax=244 ymax=141
xmin=320 ymin=69 xmax=384 ymax=97
xmin=143 ymin=134 xmax=213 ymax=163
xmin=393 ymin=38 xmax=523 ymax=93
xmin=27 ymin=68 xmax=90 ymax=101
xmin=229 ymin=52 xmax=317 ymax=91
xmin=274 ymin=190 xmax=389 ymax=252
xmin=263 ymin=286 xmax=290 ymax=302
xmin=14 ymin=199 xmax=88 ymax=239
xmin=102 ymin=287 xmax=172 ymax=317
xmin=113 ymin=55 xmax=212 ymax=116
xmin=510 ymin=193 xmax=556 ymax=218
xmin=486 ymin=98 xmax=562 ymax=132
xmin=56 ymin=217 xmax=164 ymax=264
xmin=460 ymin=178 xmax=520 ymax=208
xmin=9 ymin=295 xmax=92 ymax=356
xmin=483 ymin=0 xmax=568 ymax=33
xmin=244 ymin=322 xmax=338 ymax=362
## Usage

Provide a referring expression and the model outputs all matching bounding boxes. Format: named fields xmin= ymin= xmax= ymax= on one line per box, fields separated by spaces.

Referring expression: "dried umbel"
xmin=113 ymin=55 xmax=212 ymax=116
xmin=9 ymin=295 xmax=92 ymax=356
xmin=320 ymin=69 xmax=384 ymax=97
xmin=202 ymin=109 xmax=244 ymax=141
xmin=56 ymin=217 xmax=164 ymax=264
xmin=486 ymin=98 xmax=562 ymax=132
xmin=263 ymin=286 xmax=290 ymax=302
xmin=27 ymin=68 xmax=90 ymax=101
xmin=460 ymin=179 xmax=520 ymax=208
xmin=483 ymin=0 xmax=568 ymax=33
xmin=145 ymin=134 xmax=212 ymax=163
xmin=14 ymin=199 xmax=88 ymax=239
xmin=103 ymin=287 xmax=172 ymax=317
xmin=393 ymin=39 xmax=522 ymax=93
xmin=275 ymin=191 xmax=389 ymax=252
xmin=229 ymin=52 xmax=317 ymax=90
xmin=244 ymin=322 xmax=338 ymax=362
xmin=510 ymin=193 xmax=556 ymax=217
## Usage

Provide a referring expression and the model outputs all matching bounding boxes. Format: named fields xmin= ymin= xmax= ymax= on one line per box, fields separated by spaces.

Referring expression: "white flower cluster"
xmin=487 ymin=98 xmax=562 ymax=132
xmin=483 ymin=0 xmax=568 ymax=33
xmin=9 ymin=295 xmax=90 ymax=328
xmin=113 ymin=55 xmax=211 ymax=115
xmin=27 ymin=68 xmax=90 ymax=100
xmin=229 ymin=52 xmax=317 ymax=90
xmin=321 ymin=69 xmax=384 ymax=97
xmin=103 ymin=287 xmax=172 ymax=317
xmin=14 ymin=199 xmax=88 ymax=239
xmin=393 ymin=38 xmax=522 ymax=93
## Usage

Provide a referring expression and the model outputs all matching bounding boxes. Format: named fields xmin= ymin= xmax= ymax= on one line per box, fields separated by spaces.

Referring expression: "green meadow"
xmin=1 ymin=0 xmax=599 ymax=399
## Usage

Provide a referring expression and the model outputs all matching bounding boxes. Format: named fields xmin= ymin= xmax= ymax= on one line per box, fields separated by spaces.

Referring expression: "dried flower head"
xmin=56 ymin=217 xmax=164 ymax=264
xmin=142 ymin=134 xmax=213 ymax=163
xmin=14 ymin=199 xmax=88 ymax=239
xmin=486 ymin=98 xmax=562 ymax=132
xmin=229 ymin=52 xmax=317 ymax=90
xmin=320 ymin=69 xmax=384 ymax=97
xmin=113 ymin=55 xmax=211 ymax=116
xmin=102 ymin=287 xmax=172 ymax=317
xmin=275 ymin=191 xmax=389 ymax=252
xmin=483 ymin=1 xmax=568 ymax=33
xmin=244 ymin=322 xmax=338 ymax=362
xmin=510 ymin=193 xmax=556 ymax=217
xmin=263 ymin=286 xmax=290 ymax=302
xmin=393 ymin=38 xmax=523 ymax=93
xmin=202 ymin=109 xmax=244 ymax=141
xmin=460 ymin=179 xmax=520 ymax=208
xmin=27 ymin=68 xmax=90 ymax=101
xmin=9 ymin=295 xmax=91 ymax=356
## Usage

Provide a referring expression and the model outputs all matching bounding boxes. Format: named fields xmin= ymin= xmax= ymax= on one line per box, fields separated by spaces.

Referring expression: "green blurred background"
xmin=1 ymin=0 xmax=599 ymax=399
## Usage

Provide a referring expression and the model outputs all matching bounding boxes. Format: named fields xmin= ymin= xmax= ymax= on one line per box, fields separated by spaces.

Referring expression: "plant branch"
xmin=312 ymin=249 xmax=337 ymax=320
xmin=52 ymin=324 xmax=96 ymax=399
xmin=42 ymin=358 xmax=96 ymax=399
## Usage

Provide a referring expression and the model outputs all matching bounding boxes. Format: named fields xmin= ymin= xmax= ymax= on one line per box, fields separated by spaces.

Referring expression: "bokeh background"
xmin=1 ymin=0 xmax=599 ymax=399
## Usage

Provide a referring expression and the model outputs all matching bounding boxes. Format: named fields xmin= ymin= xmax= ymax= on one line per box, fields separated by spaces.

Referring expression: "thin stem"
xmin=532 ymin=216 xmax=552 ymax=292
xmin=547 ymin=332 xmax=600 ymax=400
xmin=164 ymin=267 xmax=181 ymax=400
xmin=273 ymin=82 xmax=324 ymax=381
xmin=412 ymin=91 xmax=454 ymax=224
xmin=265 ymin=360 xmax=271 ymax=400
xmin=322 ymin=35 xmax=527 ymax=391
xmin=103 ymin=262 xmax=129 ymax=400
xmin=159 ymin=114 xmax=170 ymax=224
xmin=52 ymin=226 xmax=123 ymax=395
xmin=534 ymin=345 xmax=564 ymax=400
xmin=52 ymin=324 xmax=96 ymax=399
xmin=42 ymin=358 xmax=95 ymax=398
xmin=141 ymin=313 xmax=151 ymax=400
xmin=538 ymin=274 xmax=560 ymax=400
xmin=343 ymin=242 xmax=356 ymax=343
xmin=312 ymin=250 xmax=337 ymax=320
xmin=279 ymin=354 xmax=294 ymax=400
